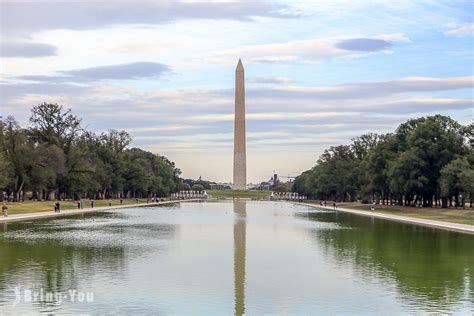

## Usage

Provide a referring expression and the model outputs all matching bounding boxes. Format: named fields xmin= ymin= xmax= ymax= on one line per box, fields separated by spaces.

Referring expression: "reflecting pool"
xmin=0 ymin=201 xmax=472 ymax=314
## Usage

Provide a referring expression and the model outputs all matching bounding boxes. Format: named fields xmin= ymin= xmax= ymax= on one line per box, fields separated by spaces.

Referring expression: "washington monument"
xmin=233 ymin=59 xmax=247 ymax=190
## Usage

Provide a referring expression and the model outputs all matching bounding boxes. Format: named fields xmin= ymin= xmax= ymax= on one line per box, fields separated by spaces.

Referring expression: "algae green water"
xmin=0 ymin=201 xmax=472 ymax=314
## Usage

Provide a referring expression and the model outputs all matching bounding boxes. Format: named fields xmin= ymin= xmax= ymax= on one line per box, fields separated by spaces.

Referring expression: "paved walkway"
xmin=294 ymin=202 xmax=474 ymax=234
xmin=0 ymin=199 xmax=200 ymax=224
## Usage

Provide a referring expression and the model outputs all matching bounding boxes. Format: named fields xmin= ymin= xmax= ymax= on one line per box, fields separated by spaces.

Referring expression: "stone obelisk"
xmin=233 ymin=59 xmax=247 ymax=190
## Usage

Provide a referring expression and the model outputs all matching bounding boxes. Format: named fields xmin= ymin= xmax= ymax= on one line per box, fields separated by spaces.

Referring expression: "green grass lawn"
xmin=304 ymin=200 xmax=474 ymax=226
xmin=207 ymin=190 xmax=271 ymax=199
xmin=2 ymin=199 xmax=150 ymax=216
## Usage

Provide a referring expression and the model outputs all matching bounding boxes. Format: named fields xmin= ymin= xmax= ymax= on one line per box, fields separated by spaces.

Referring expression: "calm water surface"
xmin=0 ymin=201 xmax=473 ymax=314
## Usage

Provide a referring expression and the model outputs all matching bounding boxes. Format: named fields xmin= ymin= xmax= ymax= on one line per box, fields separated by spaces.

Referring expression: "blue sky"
xmin=1 ymin=0 xmax=473 ymax=183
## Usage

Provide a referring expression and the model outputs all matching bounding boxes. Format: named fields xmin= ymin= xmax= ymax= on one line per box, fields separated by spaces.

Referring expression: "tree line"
xmin=0 ymin=103 xmax=181 ymax=201
xmin=293 ymin=115 xmax=474 ymax=208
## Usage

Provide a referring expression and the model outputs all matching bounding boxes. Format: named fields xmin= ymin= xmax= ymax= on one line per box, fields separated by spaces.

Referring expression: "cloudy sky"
xmin=1 ymin=0 xmax=473 ymax=183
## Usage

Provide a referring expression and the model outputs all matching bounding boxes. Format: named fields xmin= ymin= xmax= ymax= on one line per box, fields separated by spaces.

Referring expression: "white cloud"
xmin=444 ymin=23 xmax=474 ymax=36
xmin=211 ymin=33 xmax=409 ymax=64
xmin=0 ymin=41 xmax=57 ymax=58
xmin=371 ymin=33 xmax=411 ymax=42
xmin=108 ymin=39 xmax=181 ymax=54
xmin=2 ymin=1 xmax=296 ymax=36
xmin=248 ymin=76 xmax=294 ymax=84
xmin=188 ymin=112 xmax=348 ymax=122
xmin=4 ymin=76 xmax=471 ymax=125
xmin=127 ymin=125 xmax=199 ymax=133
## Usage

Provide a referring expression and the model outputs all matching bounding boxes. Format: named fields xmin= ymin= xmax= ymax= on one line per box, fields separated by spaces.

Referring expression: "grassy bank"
xmin=207 ymin=190 xmax=271 ymax=199
xmin=2 ymin=199 xmax=149 ymax=216
xmin=305 ymin=200 xmax=474 ymax=226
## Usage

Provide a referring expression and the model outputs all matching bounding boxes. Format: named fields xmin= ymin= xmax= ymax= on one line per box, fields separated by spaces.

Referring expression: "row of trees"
xmin=0 ymin=103 xmax=181 ymax=201
xmin=180 ymin=178 xmax=232 ymax=191
xmin=293 ymin=115 xmax=474 ymax=208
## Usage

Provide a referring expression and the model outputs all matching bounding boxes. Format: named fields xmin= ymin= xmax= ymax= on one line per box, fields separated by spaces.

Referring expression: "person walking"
xmin=91 ymin=199 xmax=95 ymax=208
xmin=77 ymin=201 xmax=81 ymax=209
xmin=2 ymin=203 xmax=8 ymax=217
xmin=55 ymin=201 xmax=61 ymax=213
xmin=80 ymin=198 xmax=84 ymax=210
xmin=371 ymin=201 xmax=376 ymax=211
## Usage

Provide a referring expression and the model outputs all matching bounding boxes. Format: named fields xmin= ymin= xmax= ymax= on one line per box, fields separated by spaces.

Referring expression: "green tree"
xmin=0 ymin=148 xmax=10 ymax=190
xmin=180 ymin=183 xmax=191 ymax=191
xmin=29 ymin=144 xmax=66 ymax=200
xmin=360 ymin=135 xmax=396 ymax=203
xmin=292 ymin=171 xmax=309 ymax=196
xmin=29 ymin=103 xmax=82 ymax=148
xmin=79 ymin=130 xmax=132 ymax=198
xmin=0 ymin=121 xmax=12 ymax=190
xmin=440 ymin=157 xmax=474 ymax=207
xmin=273 ymin=182 xmax=290 ymax=192
xmin=2 ymin=104 xmax=180 ymax=200
xmin=388 ymin=149 xmax=428 ymax=206
xmin=2 ymin=117 xmax=33 ymax=201
xmin=121 ymin=148 xmax=180 ymax=198
xmin=29 ymin=103 xmax=85 ymax=198
xmin=294 ymin=115 xmax=471 ymax=208
xmin=192 ymin=184 xmax=205 ymax=192
xmin=404 ymin=116 xmax=465 ymax=206
xmin=460 ymin=167 xmax=474 ymax=208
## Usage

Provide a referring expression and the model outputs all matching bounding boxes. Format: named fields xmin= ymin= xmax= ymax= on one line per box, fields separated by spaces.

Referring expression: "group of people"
xmin=76 ymin=198 xmax=104 ymax=210
xmin=317 ymin=200 xmax=340 ymax=210
xmin=319 ymin=200 xmax=376 ymax=211
xmin=146 ymin=197 xmax=161 ymax=203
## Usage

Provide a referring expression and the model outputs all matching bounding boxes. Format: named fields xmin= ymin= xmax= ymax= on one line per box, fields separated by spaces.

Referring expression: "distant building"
xmin=269 ymin=174 xmax=279 ymax=186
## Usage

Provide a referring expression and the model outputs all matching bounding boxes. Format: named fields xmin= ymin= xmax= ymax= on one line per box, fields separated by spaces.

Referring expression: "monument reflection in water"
xmin=233 ymin=200 xmax=246 ymax=316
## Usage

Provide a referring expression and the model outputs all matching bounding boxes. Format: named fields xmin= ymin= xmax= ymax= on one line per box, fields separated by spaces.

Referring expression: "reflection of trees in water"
xmin=302 ymin=211 xmax=474 ymax=310
xmin=233 ymin=201 xmax=246 ymax=316
xmin=0 ymin=212 xmax=177 ymax=299
xmin=0 ymin=239 xmax=126 ymax=294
